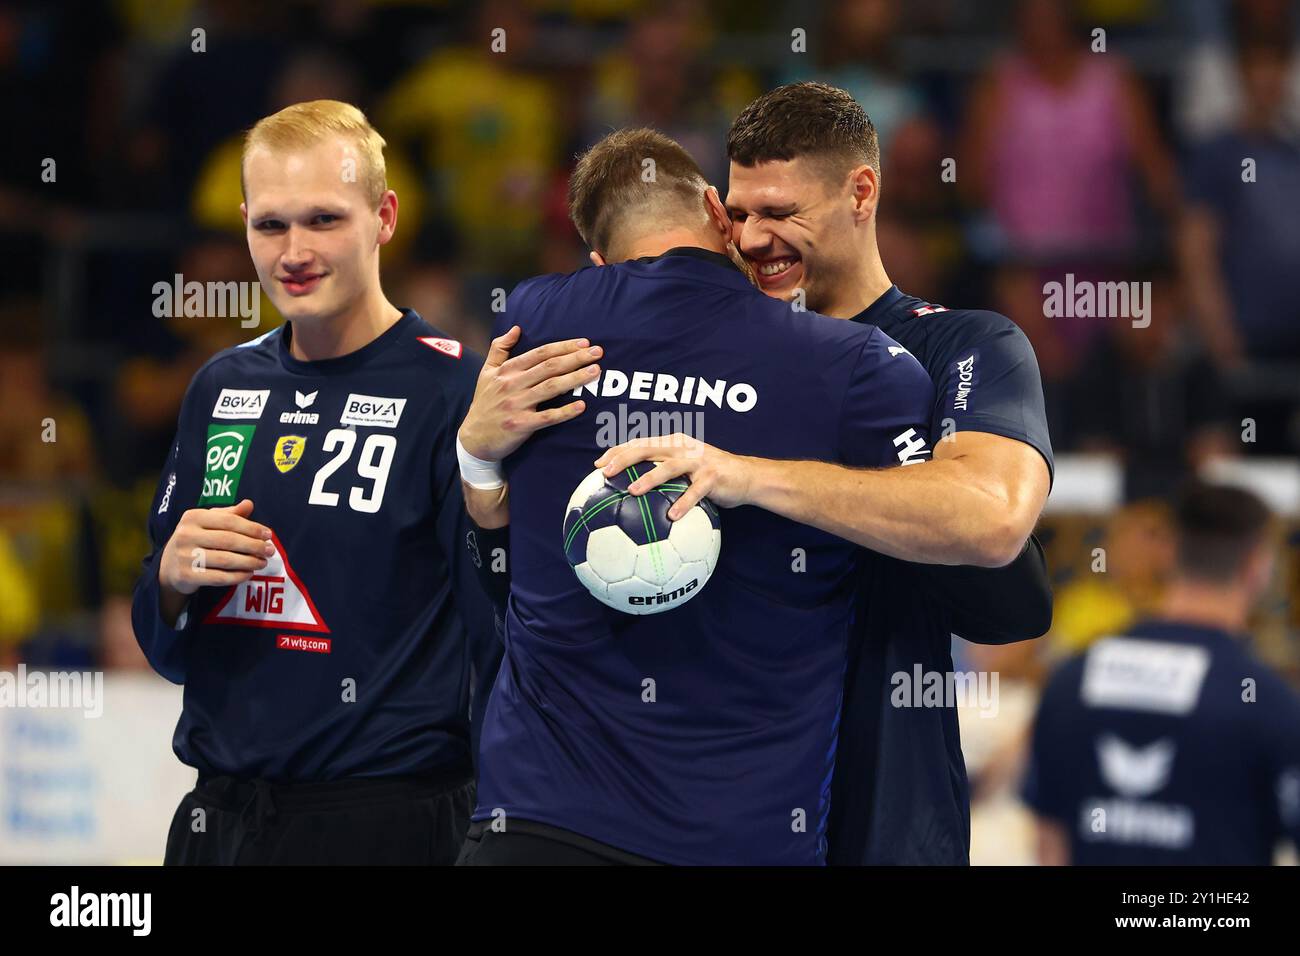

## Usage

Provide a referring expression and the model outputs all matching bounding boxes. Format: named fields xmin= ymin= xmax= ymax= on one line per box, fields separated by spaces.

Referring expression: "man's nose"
xmin=281 ymin=226 xmax=312 ymax=269
xmin=737 ymin=217 xmax=772 ymax=257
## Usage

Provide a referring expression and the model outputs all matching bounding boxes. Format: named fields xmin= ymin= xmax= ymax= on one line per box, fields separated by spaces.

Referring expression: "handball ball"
xmin=562 ymin=467 xmax=721 ymax=615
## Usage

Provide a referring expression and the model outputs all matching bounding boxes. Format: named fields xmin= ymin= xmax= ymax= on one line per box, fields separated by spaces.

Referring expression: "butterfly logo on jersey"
xmin=274 ymin=435 xmax=307 ymax=473
xmin=1096 ymin=735 xmax=1176 ymax=798
xmin=204 ymin=531 xmax=329 ymax=635
xmin=280 ymin=389 xmax=321 ymax=425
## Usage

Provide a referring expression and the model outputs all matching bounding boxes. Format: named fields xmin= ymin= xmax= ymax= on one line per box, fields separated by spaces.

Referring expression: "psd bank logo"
xmin=198 ymin=424 xmax=254 ymax=505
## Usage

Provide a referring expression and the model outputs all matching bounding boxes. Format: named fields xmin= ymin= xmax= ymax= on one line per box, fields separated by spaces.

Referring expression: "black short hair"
xmin=726 ymin=81 xmax=879 ymax=180
xmin=1172 ymin=479 xmax=1272 ymax=581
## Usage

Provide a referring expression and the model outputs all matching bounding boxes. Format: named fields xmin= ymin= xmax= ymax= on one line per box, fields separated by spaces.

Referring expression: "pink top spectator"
xmin=990 ymin=55 xmax=1135 ymax=255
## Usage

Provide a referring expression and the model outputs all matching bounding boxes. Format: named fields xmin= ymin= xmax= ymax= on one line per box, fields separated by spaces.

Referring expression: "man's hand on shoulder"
xmin=457 ymin=326 xmax=603 ymax=528
xmin=457 ymin=326 xmax=603 ymax=463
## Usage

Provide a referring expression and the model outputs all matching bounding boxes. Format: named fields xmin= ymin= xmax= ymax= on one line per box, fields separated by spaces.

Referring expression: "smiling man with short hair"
xmin=599 ymin=82 xmax=1056 ymax=864
xmin=132 ymin=100 xmax=500 ymax=865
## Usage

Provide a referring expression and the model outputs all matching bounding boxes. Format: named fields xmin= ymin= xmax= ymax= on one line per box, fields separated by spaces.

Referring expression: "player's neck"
xmin=616 ymin=230 xmax=724 ymax=262
xmin=288 ymin=290 xmax=403 ymax=362
xmin=1242 ymin=106 xmax=1279 ymax=136
xmin=1158 ymin=580 xmax=1250 ymax=634
xmin=821 ymin=255 xmax=893 ymax=319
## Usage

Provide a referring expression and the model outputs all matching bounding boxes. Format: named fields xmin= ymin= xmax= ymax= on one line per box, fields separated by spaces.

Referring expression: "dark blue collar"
xmin=850 ymin=285 xmax=906 ymax=325
xmin=278 ymin=308 xmax=418 ymax=376
xmin=1126 ymin=618 xmax=1244 ymax=647
xmin=630 ymin=246 xmax=743 ymax=274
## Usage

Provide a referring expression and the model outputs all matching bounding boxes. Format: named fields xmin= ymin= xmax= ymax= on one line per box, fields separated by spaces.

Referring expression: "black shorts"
xmin=455 ymin=817 xmax=662 ymax=866
xmin=164 ymin=765 xmax=474 ymax=865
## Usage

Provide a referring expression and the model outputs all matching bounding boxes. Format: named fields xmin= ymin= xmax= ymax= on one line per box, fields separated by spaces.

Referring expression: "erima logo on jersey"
xmin=953 ymin=354 xmax=976 ymax=411
xmin=340 ymin=393 xmax=406 ymax=429
xmin=1077 ymin=798 xmax=1194 ymax=850
xmin=1097 ymin=735 xmax=1176 ymax=798
xmin=574 ymin=369 xmax=757 ymax=413
xmin=1085 ymin=734 xmax=1193 ymax=851
xmin=280 ymin=389 xmax=320 ymax=424
xmin=204 ymin=532 xmax=329 ymax=634
xmin=418 ymin=336 xmax=463 ymax=359
xmin=212 ymin=388 xmax=269 ymax=420
xmin=1081 ymin=637 xmax=1210 ymax=715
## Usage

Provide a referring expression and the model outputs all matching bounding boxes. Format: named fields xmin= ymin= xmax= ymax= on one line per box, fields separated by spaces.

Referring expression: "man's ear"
xmin=1243 ymin=543 xmax=1276 ymax=600
xmin=590 ymin=251 xmax=607 ymax=267
xmin=849 ymin=164 xmax=880 ymax=224
xmin=704 ymin=186 xmax=730 ymax=238
xmin=377 ymin=189 xmax=400 ymax=246
xmin=240 ymin=202 xmax=248 ymax=227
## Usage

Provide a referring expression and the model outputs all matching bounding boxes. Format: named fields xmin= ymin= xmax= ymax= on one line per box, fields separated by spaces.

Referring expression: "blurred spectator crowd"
xmin=1 ymin=0 xmax=1297 ymax=700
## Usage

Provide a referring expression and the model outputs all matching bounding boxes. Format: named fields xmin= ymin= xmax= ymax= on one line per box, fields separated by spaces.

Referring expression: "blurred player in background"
xmin=130 ymin=100 xmax=499 ymax=865
xmin=1024 ymin=480 xmax=1300 ymax=864
xmin=599 ymin=82 xmax=1054 ymax=863
xmin=456 ymin=128 xmax=935 ymax=864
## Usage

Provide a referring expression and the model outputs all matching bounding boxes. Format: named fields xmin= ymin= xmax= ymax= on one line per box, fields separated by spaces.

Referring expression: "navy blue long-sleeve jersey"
xmin=1023 ymin=620 xmax=1300 ymax=864
xmin=130 ymin=310 xmax=501 ymax=782
xmin=473 ymin=249 xmax=935 ymax=864
xmin=828 ymin=285 xmax=1055 ymax=864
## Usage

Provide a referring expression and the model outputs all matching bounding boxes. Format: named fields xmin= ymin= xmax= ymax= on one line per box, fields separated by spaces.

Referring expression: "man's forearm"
xmin=745 ymin=456 xmax=1026 ymax=567
xmin=463 ymin=481 xmax=509 ymax=530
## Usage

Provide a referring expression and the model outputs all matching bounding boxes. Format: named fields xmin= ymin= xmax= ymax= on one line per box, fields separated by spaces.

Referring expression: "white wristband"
xmin=457 ymin=434 xmax=506 ymax=490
